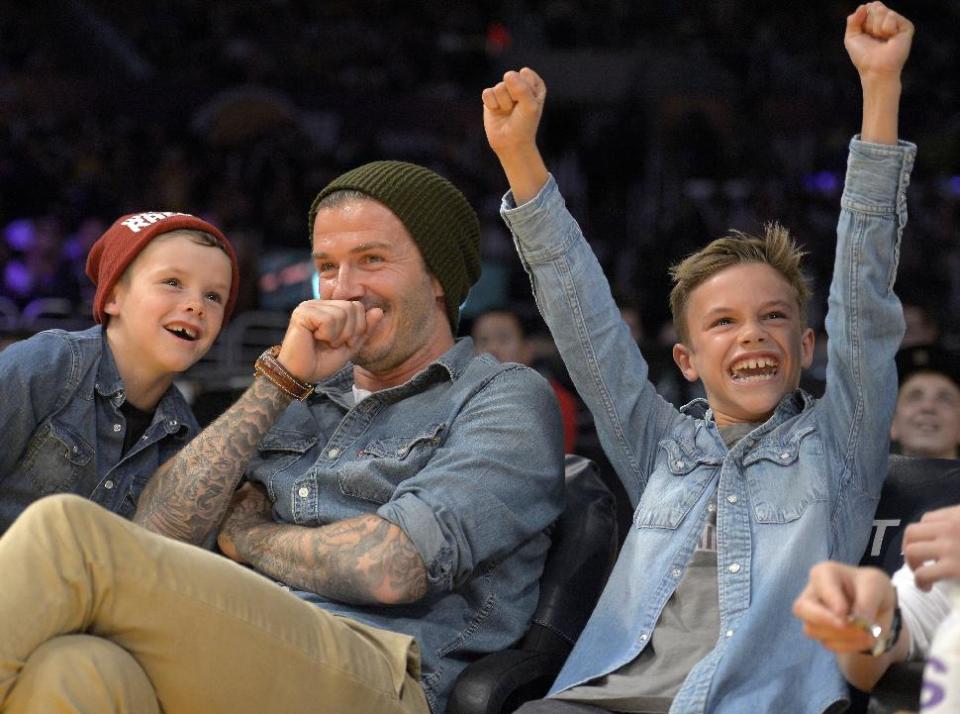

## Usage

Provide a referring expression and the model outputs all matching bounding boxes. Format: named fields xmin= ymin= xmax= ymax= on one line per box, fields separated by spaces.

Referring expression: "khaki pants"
xmin=0 ymin=495 xmax=429 ymax=714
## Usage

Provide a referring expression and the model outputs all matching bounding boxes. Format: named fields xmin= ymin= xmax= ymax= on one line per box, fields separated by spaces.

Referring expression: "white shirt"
xmin=893 ymin=564 xmax=954 ymax=660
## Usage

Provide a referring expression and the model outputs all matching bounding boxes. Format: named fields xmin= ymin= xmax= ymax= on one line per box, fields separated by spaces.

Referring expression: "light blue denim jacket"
xmin=0 ymin=325 xmax=198 ymax=533
xmin=243 ymin=337 xmax=564 ymax=713
xmin=500 ymin=138 xmax=915 ymax=713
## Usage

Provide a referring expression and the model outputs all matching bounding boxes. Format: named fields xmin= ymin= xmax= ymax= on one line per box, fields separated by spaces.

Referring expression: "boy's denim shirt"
xmin=244 ymin=337 xmax=564 ymax=714
xmin=0 ymin=325 xmax=198 ymax=533
xmin=500 ymin=138 xmax=915 ymax=713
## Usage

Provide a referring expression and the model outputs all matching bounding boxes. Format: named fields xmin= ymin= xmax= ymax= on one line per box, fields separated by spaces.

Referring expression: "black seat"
xmin=854 ymin=455 xmax=960 ymax=712
xmin=446 ymin=455 xmax=620 ymax=714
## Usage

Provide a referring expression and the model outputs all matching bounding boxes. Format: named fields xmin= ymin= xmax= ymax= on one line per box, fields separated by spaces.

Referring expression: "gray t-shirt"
xmin=554 ymin=422 xmax=756 ymax=713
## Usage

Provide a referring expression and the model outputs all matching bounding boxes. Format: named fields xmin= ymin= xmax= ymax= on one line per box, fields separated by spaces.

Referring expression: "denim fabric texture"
xmin=500 ymin=138 xmax=916 ymax=714
xmin=0 ymin=325 xmax=197 ymax=533
xmin=244 ymin=337 xmax=565 ymax=713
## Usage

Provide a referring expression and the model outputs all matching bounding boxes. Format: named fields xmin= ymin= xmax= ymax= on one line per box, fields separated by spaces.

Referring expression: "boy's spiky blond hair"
xmin=668 ymin=223 xmax=810 ymax=344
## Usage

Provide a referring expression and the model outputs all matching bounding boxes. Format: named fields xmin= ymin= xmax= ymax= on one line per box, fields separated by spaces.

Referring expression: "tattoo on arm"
xmin=134 ymin=377 xmax=292 ymax=544
xmin=237 ymin=515 xmax=429 ymax=605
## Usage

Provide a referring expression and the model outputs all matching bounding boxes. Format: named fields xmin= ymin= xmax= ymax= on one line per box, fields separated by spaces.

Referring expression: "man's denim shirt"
xmin=0 ymin=325 xmax=197 ymax=533
xmin=244 ymin=337 xmax=564 ymax=714
xmin=500 ymin=138 xmax=915 ymax=713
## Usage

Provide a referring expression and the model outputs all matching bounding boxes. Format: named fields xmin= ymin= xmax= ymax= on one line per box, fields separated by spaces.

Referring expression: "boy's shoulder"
xmin=1 ymin=325 xmax=103 ymax=375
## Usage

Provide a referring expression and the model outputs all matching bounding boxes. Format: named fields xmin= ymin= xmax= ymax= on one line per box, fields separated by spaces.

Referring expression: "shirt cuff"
xmin=378 ymin=493 xmax=455 ymax=593
xmin=842 ymin=137 xmax=916 ymax=224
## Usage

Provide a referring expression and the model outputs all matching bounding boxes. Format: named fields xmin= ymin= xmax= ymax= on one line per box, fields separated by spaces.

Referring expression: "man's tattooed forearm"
xmin=134 ymin=378 xmax=292 ymax=543
xmin=239 ymin=515 xmax=429 ymax=605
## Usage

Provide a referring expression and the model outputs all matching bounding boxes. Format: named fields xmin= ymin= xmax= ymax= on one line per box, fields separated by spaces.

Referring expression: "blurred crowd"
xmin=2 ymin=0 xmax=959 ymax=352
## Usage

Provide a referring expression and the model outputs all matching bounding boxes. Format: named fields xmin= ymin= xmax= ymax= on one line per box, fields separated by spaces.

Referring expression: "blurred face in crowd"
xmin=891 ymin=371 xmax=960 ymax=459
xmin=472 ymin=311 xmax=531 ymax=365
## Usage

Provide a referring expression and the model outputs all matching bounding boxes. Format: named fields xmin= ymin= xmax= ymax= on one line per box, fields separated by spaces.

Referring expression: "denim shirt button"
xmin=113 ymin=423 xmax=122 ymax=432
xmin=328 ymin=448 xmax=340 ymax=459
xmin=298 ymin=487 xmax=309 ymax=498
xmin=674 ymin=460 xmax=684 ymax=469
xmin=728 ymin=563 xmax=741 ymax=574
xmin=780 ymin=451 xmax=790 ymax=461
xmin=727 ymin=494 xmax=738 ymax=504
xmin=639 ymin=634 xmax=648 ymax=642
xmin=672 ymin=567 xmax=682 ymax=578
xmin=104 ymin=480 xmax=114 ymax=490
xmin=725 ymin=629 xmax=734 ymax=638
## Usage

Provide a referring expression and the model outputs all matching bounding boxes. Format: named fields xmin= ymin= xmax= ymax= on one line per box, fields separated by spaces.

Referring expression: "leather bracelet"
xmin=254 ymin=345 xmax=315 ymax=401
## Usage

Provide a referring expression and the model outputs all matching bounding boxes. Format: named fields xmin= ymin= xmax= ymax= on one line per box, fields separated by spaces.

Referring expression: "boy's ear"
xmin=103 ymin=283 xmax=125 ymax=318
xmin=672 ymin=342 xmax=700 ymax=383
xmin=799 ymin=327 xmax=816 ymax=369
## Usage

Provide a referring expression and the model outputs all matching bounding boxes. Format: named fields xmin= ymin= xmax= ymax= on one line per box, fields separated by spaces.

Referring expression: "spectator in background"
xmin=473 ymin=307 xmax=579 ymax=453
xmin=891 ymin=346 xmax=960 ymax=460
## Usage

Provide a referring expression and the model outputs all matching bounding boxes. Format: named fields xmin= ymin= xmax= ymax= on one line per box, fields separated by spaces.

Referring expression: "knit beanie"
xmin=85 ymin=212 xmax=240 ymax=325
xmin=309 ymin=161 xmax=481 ymax=332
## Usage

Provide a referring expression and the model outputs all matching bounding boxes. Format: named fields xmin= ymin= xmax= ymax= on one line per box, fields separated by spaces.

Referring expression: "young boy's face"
xmin=104 ymin=231 xmax=233 ymax=376
xmin=672 ymin=262 xmax=814 ymax=427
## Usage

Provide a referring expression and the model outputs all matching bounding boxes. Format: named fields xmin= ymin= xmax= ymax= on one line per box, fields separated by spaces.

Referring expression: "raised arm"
xmin=134 ymin=299 xmax=382 ymax=543
xmin=482 ymin=67 xmax=550 ymax=205
xmin=845 ymin=2 xmax=913 ymax=144
xmin=820 ymin=4 xmax=915 ymax=503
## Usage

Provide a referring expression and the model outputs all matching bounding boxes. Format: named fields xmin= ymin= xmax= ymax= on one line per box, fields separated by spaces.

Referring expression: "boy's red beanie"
xmin=85 ymin=212 xmax=240 ymax=325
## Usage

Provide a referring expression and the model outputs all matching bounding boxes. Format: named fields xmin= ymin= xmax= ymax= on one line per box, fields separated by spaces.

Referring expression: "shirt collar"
xmin=314 ymin=337 xmax=476 ymax=403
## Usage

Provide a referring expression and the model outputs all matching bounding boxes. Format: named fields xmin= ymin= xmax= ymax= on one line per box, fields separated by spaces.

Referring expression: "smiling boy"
xmin=0 ymin=212 xmax=239 ymax=532
xmin=484 ymin=3 xmax=915 ymax=712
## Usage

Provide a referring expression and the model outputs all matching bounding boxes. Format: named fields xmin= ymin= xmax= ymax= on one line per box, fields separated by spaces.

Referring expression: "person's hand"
xmin=844 ymin=2 xmax=914 ymax=83
xmin=793 ymin=561 xmax=897 ymax=653
xmin=903 ymin=504 xmax=960 ymax=591
xmin=276 ymin=299 xmax=384 ymax=383
xmin=482 ymin=67 xmax=547 ymax=160
xmin=218 ymin=482 xmax=273 ymax=564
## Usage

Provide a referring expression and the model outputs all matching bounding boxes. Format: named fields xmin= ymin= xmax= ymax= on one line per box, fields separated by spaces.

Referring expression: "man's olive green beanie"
xmin=309 ymin=160 xmax=481 ymax=332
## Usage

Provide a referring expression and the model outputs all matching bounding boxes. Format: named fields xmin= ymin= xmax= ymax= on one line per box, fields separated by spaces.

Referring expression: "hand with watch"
xmin=793 ymin=560 xmax=911 ymax=692
xmin=793 ymin=561 xmax=903 ymax=657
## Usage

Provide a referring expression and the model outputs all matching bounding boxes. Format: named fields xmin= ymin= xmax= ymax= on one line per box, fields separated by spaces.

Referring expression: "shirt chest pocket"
xmin=743 ymin=425 xmax=828 ymax=523
xmin=20 ymin=420 xmax=95 ymax=496
xmin=338 ymin=422 xmax=447 ymax=505
xmin=633 ymin=438 xmax=720 ymax=530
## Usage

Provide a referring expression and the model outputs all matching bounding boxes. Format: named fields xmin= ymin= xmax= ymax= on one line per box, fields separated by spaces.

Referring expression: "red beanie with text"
xmin=85 ymin=211 xmax=240 ymax=324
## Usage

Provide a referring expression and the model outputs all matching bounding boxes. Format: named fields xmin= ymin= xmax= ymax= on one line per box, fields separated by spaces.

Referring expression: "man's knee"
xmin=12 ymin=493 xmax=108 ymax=539
xmin=7 ymin=635 xmax=159 ymax=713
xmin=18 ymin=493 xmax=99 ymax=525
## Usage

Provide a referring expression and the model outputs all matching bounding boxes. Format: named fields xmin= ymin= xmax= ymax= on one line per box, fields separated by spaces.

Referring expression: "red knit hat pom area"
xmin=85 ymin=212 xmax=240 ymax=325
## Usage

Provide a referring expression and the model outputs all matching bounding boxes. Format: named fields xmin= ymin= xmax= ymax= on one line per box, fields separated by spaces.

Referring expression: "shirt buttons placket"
xmin=327 ymin=448 xmax=340 ymax=459
xmin=113 ymin=424 xmax=122 ymax=432
xmin=298 ymin=486 xmax=309 ymax=498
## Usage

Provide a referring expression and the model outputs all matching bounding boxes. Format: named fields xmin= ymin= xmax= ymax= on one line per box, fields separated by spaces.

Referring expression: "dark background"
xmin=2 ymin=0 xmax=958 ymax=348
